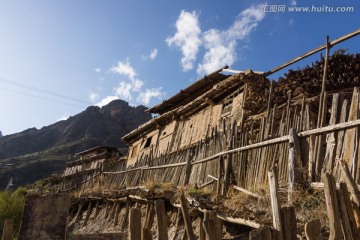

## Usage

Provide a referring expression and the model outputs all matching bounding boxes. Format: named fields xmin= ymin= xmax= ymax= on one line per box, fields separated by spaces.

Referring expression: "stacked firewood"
xmin=273 ymin=49 xmax=360 ymax=104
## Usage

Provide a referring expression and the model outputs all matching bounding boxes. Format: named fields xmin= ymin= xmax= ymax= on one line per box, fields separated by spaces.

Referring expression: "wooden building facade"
xmin=123 ymin=67 xmax=267 ymax=167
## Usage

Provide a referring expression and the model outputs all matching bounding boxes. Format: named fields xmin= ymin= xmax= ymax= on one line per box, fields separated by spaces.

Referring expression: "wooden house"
xmin=62 ymin=146 xmax=121 ymax=191
xmin=123 ymin=67 xmax=268 ymax=167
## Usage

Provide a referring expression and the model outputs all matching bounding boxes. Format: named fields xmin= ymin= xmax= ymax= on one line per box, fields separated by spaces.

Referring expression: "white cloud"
xmin=166 ymin=10 xmax=201 ymax=71
xmin=94 ymin=68 xmax=101 ymax=73
xmin=57 ymin=113 xmax=70 ymax=121
xmin=96 ymin=60 xmax=165 ymax=106
xmin=88 ymin=91 xmax=100 ymax=102
xmin=166 ymin=6 xmax=265 ymax=75
xmin=95 ymin=96 xmax=119 ymax=107
xmin=110 ymin=60 xmax=138 ymax=81
xmin=114 ymin=81 xmax=133 ymax=101
xmin=137 ymin=88 xmax=163 ymax=105
xmin=197 ymin=4 xmax=265 ymax=75
xmin=143 ymin=48 xmax=158 ymax=61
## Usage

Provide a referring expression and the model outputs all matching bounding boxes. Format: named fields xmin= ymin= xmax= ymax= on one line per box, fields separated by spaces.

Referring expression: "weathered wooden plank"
xmin=216 ymin=213 xmax=260 ymax=228
xmin=340 ymin=182 xmax=360 ymax=239
xmin=298 ymin=118 xmax=360 ymax=137
xmin=83 ymin=201 xmax=92 ymax=226
xmin=343 ymin=87 xmax=359 ymax=173
xmin=322 ymin=173 xmax=342 ymax=240
xmin=322 ymin=93 xmax=339 ymax=174
xmin=233 ymin=185 xmax=261 ymax=199
xmin=281 ymin=206 xmax=297 ymax=240
xmin=341 ymin=162 xmax=360 ymax=207
xmin=268 ymin=166 xmax=283 ymax=239
xmin=337 ymin=188 xmax=354 ymax=240
xmin=179 ymin=191 xmax=196 ymax=240
xmin=129 ymin=208 xmax=142 ymax=240
xmin=154 ymin=199 xmax=168 ymax=240
xmin=288 ymin=128 xmax=302 ymax=203
xmin=203 ymin=210 xmax=222 ymax=240
xmin=121 ymin=200 xmax=131 ymax=231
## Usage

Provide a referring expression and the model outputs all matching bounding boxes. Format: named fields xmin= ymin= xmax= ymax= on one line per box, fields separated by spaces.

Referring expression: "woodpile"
xmin=274 ymin=50 xmax=360 ymax=103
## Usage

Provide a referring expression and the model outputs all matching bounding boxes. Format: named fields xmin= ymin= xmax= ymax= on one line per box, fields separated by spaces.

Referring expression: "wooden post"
xmin=323 ymin=93 xmax=339 ymax=174
xmin=75 ymin=200 xmax=84 ymax=222
xmin=1 ymin=219 xmax=13 ymax=240
xmin=154 ymin=199 xmax=168 ymax=240
xmin=83 ymin=201 xmax=92 ymax=226
xmin=179 ymin=191 xmax=195 ymax=240
xmin=93 ymin=200 xmax=100 ymax=219
xmin=322 ymin=173 xmax=342 ymax=240
xmin=129 ymin=208 xmax=142 ymax=240
xmin=288 ymin=128 xmax=302 ymax=203
xmin=121 ymin=199 xmax=131 ymax=231
xmin=184 ymin=152 xmax=193 ymax=186
xmin=114 ymin=202 xmax=121 ymax=226
xmin=268 ymin=166 xmax=283 ymax=239
xmin=199 ymin=218 xmax=206 ymax=240
xmin=281 ymin=206 xmax=297 ymax=240
xmin=202 ymin=210 xmax=222 ymax=240
xmin=223 ymin=144 xmax=233 ymax=195
xmin=341 ymin=162 xmax=360 ymax=207
xmin=305 ymin=219 xmax=321 ymax=240
xmin=339 ymin=182 xmax=360 ymax=239
xmin=217 ymin=156 xmax=224 ymax=196
xmin=249 ymin=225 xmax=271 ymax=240
xmin=337 ymin=188 xmax=354 ymax=240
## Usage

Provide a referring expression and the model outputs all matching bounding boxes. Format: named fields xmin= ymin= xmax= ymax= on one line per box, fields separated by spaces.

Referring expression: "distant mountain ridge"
xmin=0 ymin=99 xmax=152 ymax=188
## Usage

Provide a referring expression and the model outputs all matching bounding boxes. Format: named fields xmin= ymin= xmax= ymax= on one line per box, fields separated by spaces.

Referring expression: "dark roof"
xmin=74 ymin=146 xmax=119 ymax=157
xmin=123 ymin=71 xmax=263 ymax=144
xmin=146 ymin=66 xmax=229 ymax=114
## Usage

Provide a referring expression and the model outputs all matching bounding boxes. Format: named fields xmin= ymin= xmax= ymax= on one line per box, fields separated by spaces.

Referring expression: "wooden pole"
xmin=264 ymin=28 xmax=360 ymax=76
xmin=281 ymin=206 xmax=297 ymax=240
xmin=268 ymin=166 xmax=283 ymax=240
xmin=184 ymin=152 xmax=193 ymax=186
xmin=129 ymin=208 xmax=142 ymax=240
xmin=154 ymin=199 xmax=168 ymax=240
xmin=288 ymin=128 xmax=301 ymax=203
xmin=337 ymin=187 xmax=354 ymax=240
xmin=83 ymin=201 xmax=92 ymax=226
xmin=305 ymin=219 xmax=322 ymax=240
xmin=249 ymin=225 xmax=272 ymax=240
xmin=202 ymin=210 xmax=222 ymax=240
xmin=339 ymin=182 xmax=360 ymax=239
xmin=1 ymin=219 xmax=13 ymax=240
xmin=179 ymin=191 xmax=196 ymax=240
xmin=322 ymin=173 xmax=342 ymax=240
xmin=341 ymin=162 xmax=360 ymax=207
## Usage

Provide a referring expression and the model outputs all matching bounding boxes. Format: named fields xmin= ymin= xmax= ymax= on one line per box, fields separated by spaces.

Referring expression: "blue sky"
xmin=0 ymin=0 xmax=359 ymax=135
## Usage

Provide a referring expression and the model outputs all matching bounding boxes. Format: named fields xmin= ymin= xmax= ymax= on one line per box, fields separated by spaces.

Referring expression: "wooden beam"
xmin=233 ymin=185 xmax=262 ymax=199
xmin=216 ymin=213 xmax=260 ymax=228
xmin=298 ymin=119 xmax=360 ymax=138
xmin=264 ymin=28 xmax=360 ymax=76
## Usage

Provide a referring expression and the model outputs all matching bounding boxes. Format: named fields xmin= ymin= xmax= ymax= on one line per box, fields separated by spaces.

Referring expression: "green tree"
xmin=0 ymin=187 xmax=27 ymax=239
